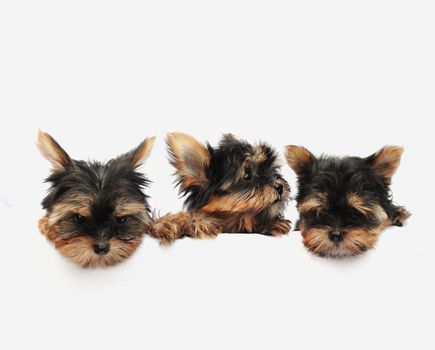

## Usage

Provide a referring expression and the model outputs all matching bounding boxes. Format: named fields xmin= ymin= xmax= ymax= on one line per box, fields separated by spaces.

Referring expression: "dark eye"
xmin=72 ymin=214 xmax=86 ymax=225
xmin=242 ymin=171 xmax=252 ymax=182
xmin=116 ymin=216 xmax=128 ymax=225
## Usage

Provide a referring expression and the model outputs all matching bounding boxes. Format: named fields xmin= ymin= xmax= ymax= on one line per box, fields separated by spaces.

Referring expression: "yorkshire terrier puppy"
xmin=285 ymin=145 xmax=410 ymax=258
xmin=150 ymin=133 xmax=291 ymax=243
xmin=38 ymin=131 xmax=155 ymax=268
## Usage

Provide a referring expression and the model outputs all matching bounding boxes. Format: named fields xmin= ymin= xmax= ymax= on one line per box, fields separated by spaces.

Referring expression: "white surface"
xmin=0 ymin=1 xmax=434 ymax=349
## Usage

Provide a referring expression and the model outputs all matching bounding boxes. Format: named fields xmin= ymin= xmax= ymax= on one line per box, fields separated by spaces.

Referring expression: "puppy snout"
xmin=274 ymin=184 xmax=284 ymax=196
xmin=93 ymin=242 xmax=110 ymax=256
xmin=328 ymin=231 xmax=344 ymax=243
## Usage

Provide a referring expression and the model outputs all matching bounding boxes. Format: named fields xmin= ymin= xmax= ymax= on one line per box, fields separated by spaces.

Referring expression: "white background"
xmin=0 ymin=1 xmax=434 ymax=349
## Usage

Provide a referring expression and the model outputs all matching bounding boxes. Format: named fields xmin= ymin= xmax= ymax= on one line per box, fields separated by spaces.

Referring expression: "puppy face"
xmin=167 ymin=133 xmax=290 ymax=216
xmin=38 ymin=131 xmax=155 ymax=268
xmin=286 ymin=146 xmax=406 ymax=258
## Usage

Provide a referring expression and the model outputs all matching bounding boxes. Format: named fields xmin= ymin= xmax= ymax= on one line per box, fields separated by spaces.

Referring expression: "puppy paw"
xmin=149 ymin=212 xmax=190 ymax=245
xmin=149 ymin=221 xmax=180 ymax=245
xmin=188 ymin=218 xmax=221 ymax=240
xmin=392 ymin=206 xmax=411 ymax=227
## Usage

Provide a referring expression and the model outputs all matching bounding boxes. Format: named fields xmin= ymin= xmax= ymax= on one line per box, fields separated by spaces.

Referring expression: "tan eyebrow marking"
xmin=347 ymin=193 xmax=372 ymax=217
xmin=114 ymin=201 xmax=150 ymax=224
xmin=47 ymin=193 xmax=94 ymax=225
xmin=347 ymin=193 xmax=388 ymax=222
xmin=297 ymin=193 xmax=327 ymax=214
xmin=48 ymin=204 xmax=91 ymax=225
xmin=114 ymin=201 xmax=147 ymax=216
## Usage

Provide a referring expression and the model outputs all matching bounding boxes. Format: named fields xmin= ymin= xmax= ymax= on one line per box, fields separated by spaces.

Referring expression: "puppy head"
xmin=38 ymin=131 xmax=155 ymax=268
xmin=286 ymin=145 xmax=404 ymax=258
xmin=167 ymin=133 xmax=289 ymax=216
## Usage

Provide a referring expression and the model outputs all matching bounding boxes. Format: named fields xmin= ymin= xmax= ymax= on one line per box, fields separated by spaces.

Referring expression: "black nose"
xmin=275 ymin=184 xmax=284 ymax=196
xmin=328 ymin=231 xmax=344 ymax=243
xmin=93 ymin=243 xmax=110 ymax=256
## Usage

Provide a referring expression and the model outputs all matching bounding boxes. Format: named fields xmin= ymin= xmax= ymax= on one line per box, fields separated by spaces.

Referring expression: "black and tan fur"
xmin=150 ymin=133 xmax=291 ymax=243
xmin=38 ymin=131 xmax=155 ymax=268
xmin=285 ymin=145 xmax=410 ymax=258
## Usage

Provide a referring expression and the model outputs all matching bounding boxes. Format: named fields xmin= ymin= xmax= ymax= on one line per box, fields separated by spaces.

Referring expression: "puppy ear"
xmin=285 ymin=145 xmax=315 ymax=175
xmin=167 ymin=132 xmax=211 ymax=190
xmin=127 ymin=137 xmax=156 ymax=168
xmin=37 ymin=130 xmax=72 ymax=171
xmin=367 ymin=146 xmax=404 ymax=183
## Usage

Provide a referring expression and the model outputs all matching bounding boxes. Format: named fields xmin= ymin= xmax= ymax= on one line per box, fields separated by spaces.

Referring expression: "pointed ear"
xmin=367 ymin=146 xmax=404 ymax=183
xmin=167 ymin=132 xmax=211 ymax=190
xmin=285 ymin=145 xmax=315 ymax=175
xmin=128 ymin=137 xmax=156 ymax=168
xmin=37 ymin=130 xmax=72 ymax=171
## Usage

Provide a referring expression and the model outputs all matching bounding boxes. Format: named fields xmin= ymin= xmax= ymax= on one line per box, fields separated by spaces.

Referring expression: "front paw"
xmin=261 ymin=219 xmax=291 ymax=237
xmin=392 ymin=206 xmax=411 ymax=227
xmin=148 ymin=220 xmax=180 ymax=245
xmin=188 ymin=218 xmax=221 ymax=240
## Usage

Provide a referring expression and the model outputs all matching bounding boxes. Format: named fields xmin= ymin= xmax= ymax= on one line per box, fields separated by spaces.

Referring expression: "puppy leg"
xmin=149 ymin=212 xmax=190 ymax=245
xmin=256 ymin=218 xmax=291 ymax=237
xmin=187 ymin=211 xmax=222 ymax=240
xmin=391 ymin=206 xmax=411 ymax=227
xmin=149 ymin=211 xmax=221 ymax=245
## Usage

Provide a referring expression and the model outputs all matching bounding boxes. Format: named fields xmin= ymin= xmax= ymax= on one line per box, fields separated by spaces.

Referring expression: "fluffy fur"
xmin=286 ymin=145 xmax=410 ymax=258
xmin=38 ymin=131 xmax=155 ymax=268
xmin=150 ymin=133 xmax=291 ymax=243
